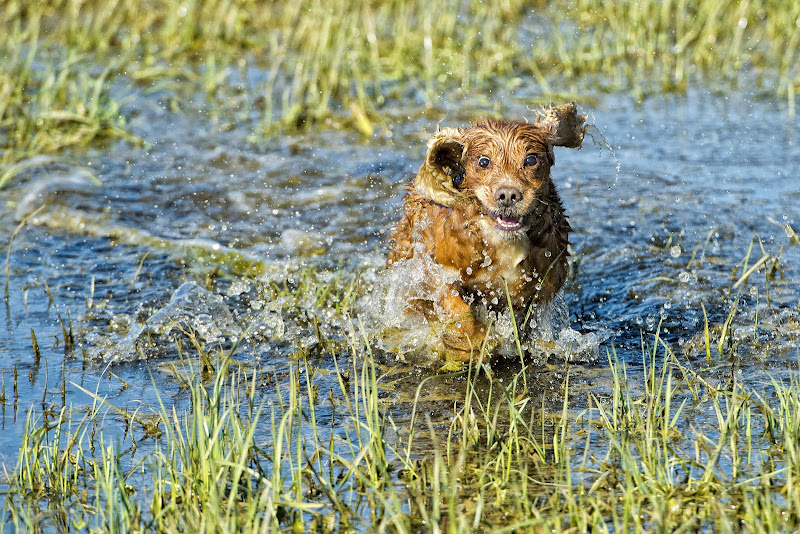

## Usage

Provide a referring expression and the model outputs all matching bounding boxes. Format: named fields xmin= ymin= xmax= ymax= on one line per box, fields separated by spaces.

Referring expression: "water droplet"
xmin=466 ymin=267 xmax=473 ymax=275
xmin=544 ymin=251 xmax=552 ymax=258
xmin=678 ymin=271 xmax=691 ymax=283
xmin=749 ymin=286 xmax=758 ymax=296
xmin=670 ymin=245 xmax=682 ymax=258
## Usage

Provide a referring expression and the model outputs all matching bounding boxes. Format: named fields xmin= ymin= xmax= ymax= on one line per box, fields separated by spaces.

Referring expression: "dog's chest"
xmin=462 ymin=221 xmax=536 ymax=304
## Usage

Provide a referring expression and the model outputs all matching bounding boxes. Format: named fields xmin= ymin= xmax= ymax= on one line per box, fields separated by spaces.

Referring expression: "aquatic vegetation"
xmin=2 ymin=232 xmax=799 ymax=530
xmin=5 ymin=311 xmax=800 ymax=531
xmin=1 ymin=0 xmax=799 ymax=530
xmin=1 ymin=0 xmax=798 ymax=171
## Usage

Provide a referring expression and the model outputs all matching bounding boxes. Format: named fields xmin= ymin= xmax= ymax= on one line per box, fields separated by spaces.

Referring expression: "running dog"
xmin=387 ymin=104 xmax=586 ymax=364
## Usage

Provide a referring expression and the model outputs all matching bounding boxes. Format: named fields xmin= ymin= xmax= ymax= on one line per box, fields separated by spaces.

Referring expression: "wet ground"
xmin=1 ymin=86 xmax=799 ymax=472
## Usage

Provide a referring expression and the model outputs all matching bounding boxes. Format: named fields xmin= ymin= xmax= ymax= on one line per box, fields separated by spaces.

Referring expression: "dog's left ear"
xmin=536 ymin=102 xmax=587 ymax=167
xmin=413 ymin=127 xmax=465 ymax=207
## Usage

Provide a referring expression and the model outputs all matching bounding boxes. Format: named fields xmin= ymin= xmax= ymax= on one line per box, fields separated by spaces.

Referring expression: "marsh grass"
xmin=4 ymin=297 xmax=800 ymax=531
xmin=3 ymin=1 xmax=800 ymax=529
xmin=2 ymin=0 xmax=798 ymax=174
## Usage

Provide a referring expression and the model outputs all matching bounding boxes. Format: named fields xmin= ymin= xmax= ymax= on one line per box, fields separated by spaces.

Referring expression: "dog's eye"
xmin=478 ymin=156 xmax=491 ymax=168
xmin=524 ymin=154 xmax=538 ymax=167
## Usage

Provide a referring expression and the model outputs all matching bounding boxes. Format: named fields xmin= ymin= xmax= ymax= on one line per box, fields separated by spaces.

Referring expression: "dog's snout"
xmin=494 ymin=187 xmax=522 ymax=208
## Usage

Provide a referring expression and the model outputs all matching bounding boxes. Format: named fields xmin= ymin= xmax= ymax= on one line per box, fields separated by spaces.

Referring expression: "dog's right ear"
xmin=413 ymin=127 xmax=465 ymax=207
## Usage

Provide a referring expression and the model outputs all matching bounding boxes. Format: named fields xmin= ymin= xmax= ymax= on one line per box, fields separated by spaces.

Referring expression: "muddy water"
xmin=1 ymin=89 xmax=798 ymax=473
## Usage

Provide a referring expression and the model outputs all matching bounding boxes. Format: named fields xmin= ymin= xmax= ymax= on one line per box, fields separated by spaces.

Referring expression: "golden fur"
xmin=388 ymin=119 xmax=571 ymax=362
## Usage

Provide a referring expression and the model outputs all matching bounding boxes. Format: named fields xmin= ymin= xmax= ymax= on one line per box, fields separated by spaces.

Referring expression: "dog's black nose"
xmin=495 ymin=187 xmax=522 ymax=207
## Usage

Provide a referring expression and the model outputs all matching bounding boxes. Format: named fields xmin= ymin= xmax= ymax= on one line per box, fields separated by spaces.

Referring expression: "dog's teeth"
xmin=494 ymin=215 xmax=521 ymax=230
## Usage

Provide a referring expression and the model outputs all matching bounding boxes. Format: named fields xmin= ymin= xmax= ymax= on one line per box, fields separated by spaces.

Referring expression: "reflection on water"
xmin=1 ymin=88 xmax=799 ymax=471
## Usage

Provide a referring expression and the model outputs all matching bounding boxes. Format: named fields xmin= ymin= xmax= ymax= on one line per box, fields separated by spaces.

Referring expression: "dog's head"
xmin=414 ymin=119 xmax=558 ymax=237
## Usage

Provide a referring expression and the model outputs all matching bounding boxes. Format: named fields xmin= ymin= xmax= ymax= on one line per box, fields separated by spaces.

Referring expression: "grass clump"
xmin=2 ymin=0 xmax=798 ymax=174
xmin=5 ymin=314 xmax=800 ymax=531
xmin=545 ymin=0 xmax=800 ymax=97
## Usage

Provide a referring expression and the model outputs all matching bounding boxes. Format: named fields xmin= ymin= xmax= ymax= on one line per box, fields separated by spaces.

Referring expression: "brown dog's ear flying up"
xmin=413 ymin=127 xmax=465 ymax=207
xmin=535 ymin=102 xmax=587 ymax=152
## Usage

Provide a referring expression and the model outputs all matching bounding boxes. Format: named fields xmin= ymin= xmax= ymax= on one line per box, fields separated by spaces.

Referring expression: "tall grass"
xmin=1 ymin=0 xmax=798 ymax=173
xmin=5 ymin=313 xmax=800 ymax=531
xmin=548 ymin=0 xmax=800 ymax=98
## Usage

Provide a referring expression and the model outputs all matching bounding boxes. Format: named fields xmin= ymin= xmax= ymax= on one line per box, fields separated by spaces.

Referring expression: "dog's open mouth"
xmin=493 ymin=213 xmax=524 ymax=232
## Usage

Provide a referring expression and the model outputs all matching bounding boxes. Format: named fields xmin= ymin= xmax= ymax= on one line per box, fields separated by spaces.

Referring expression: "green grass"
xmin=4 ymin=298 xmax=800 ymax=531
xmin=2 ymin=229 xmax=798 ymax=531
xmin=3 ymin=1 xmax=800 ymax=530
xmin=1 ymin=0 xmax=799 ymax=175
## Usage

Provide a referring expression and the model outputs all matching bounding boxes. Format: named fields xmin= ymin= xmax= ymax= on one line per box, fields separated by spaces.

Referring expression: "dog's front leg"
xmin=438 ymin=287 xmax=486 ymax=364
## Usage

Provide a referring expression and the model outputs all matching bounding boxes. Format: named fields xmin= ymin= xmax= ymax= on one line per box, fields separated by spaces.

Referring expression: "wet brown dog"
xmin=387 ymin=105 xmax=585 ymax=364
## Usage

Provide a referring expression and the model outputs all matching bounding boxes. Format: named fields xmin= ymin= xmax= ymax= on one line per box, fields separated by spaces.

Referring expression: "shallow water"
xmin=1 ymin=87 xmax=799 ymax=481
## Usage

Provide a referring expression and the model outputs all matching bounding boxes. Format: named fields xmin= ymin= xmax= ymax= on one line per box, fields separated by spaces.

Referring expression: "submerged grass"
xmin=1 ymin=0 xmax=799 ymax=173
xmin=4 ymin=303 xmax=800 ymax=531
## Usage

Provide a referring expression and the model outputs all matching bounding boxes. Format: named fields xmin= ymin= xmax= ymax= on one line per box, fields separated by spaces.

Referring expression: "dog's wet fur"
xmin=388 ymin=119 xmax=570 ymax=362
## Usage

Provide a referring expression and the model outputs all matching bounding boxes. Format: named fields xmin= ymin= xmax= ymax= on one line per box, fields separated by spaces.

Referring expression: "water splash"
xmin=478 ymin=294 xmax=602 ymax=365
xmin=365 ymin=252 xmax=602 ymax=366
xmin=92 ymin=282 xmax=240 ymax=361
xmin=364 ymin=250 xmax=461 ymax=362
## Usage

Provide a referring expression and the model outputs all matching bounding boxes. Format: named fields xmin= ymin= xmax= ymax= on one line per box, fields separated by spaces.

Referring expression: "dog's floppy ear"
xmin=536 ymin=102 xmax=587 ymax=167
xmin=413 ymin=127 xmax=465 ymax=207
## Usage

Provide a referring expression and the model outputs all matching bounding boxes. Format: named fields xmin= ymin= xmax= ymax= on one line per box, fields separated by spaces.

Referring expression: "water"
xmin=1 ymin=87 xmax=799 ymax=480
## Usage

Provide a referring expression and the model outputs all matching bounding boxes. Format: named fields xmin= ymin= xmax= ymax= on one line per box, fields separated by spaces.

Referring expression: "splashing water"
xmin=475 ymin=293 xmax=603 ymax=365
xmin=365 ymin=250 xmax=602 ymax=366
xmin=364 ymin=249 xmax=460 ymax=362
xmin=90 ymin=282 xmax=241 ymax=362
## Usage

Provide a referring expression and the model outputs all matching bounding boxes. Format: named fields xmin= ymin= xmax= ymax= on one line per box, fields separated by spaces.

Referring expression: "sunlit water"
xmin=1 ymin=88 xmax=798 ymax=480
